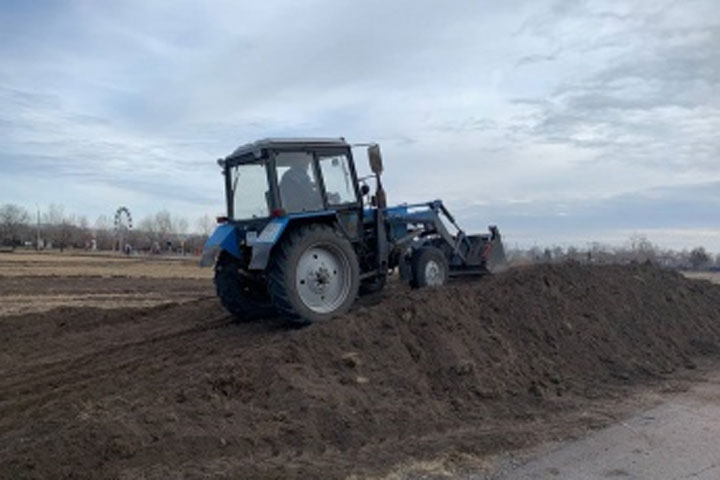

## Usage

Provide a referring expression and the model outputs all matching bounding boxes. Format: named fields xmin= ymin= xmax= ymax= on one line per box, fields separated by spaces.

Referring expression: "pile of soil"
xmin=2 ymin=263 xmax=720 ymax=479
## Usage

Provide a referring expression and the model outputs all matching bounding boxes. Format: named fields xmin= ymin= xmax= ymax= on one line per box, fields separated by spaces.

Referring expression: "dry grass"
xmin=0 ymin=252 xmax=212 ymax=317
xmin=0 ymin=293 xmax=187 ymax=316
xmin=682 ymin=271 xmax=720 ymax=285
xmin=0 ymin=251 xmax=211 ymax=279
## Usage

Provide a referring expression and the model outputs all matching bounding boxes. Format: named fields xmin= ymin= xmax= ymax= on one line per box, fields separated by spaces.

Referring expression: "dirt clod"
xmin=341 ymin=351 xmax=362 ymax=368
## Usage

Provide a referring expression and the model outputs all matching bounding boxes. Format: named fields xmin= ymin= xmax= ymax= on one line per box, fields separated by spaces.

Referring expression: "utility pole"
xmin=35 ymin=204 xmax=40 ymax=251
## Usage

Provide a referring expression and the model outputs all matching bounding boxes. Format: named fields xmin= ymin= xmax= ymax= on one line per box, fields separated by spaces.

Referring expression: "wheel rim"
xmin=424 ymin=259 xmax=444 ymax=287
xmin=296 ymin=243 xmax=352 ymax=314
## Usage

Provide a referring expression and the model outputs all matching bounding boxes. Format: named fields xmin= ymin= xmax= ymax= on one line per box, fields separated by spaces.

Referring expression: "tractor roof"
xmin=227 ymin=137 xmax=349 ymax=160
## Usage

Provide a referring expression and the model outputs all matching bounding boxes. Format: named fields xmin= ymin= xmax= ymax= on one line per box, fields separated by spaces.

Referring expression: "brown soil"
xmin=2 ymin=263 xmax=720 ymax=479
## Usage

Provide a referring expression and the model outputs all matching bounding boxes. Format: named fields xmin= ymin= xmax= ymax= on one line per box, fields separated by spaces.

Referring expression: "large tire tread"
xmin=214 ymin=253 xmax=273 ymax=321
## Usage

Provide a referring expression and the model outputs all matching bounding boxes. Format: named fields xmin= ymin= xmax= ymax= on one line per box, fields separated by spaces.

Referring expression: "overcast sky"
xmin=1 ymin=0 xmax=718 ymax=249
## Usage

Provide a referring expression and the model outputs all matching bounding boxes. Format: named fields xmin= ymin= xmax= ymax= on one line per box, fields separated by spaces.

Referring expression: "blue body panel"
xmin=201 ymin=211 xmax=338 ymax=269
xmin=245 ymin=217 xmax=289 ymax=269
xmin=364 ymin=205 xmax=410 ymax=242
xmin=246 ymin=211 xmax=336 ymax=269
xmin=383 ymin=205 xmax=409 ymax=241
xmin=199 ymin=223 xmax=240 ymax=267
xmin=204 ymin=203 xmax=438 ymax=267
xmin=204 ymin=223 xmax=240 ymax=257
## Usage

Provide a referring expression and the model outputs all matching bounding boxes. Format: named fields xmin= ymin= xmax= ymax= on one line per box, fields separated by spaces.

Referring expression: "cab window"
xmin=318 ymin=154 xmax=357 ymax=206
xmin=232 ymin=163 xmax=270 ymax=219
xmin=275 ymin=151 xmax=324 ymax=213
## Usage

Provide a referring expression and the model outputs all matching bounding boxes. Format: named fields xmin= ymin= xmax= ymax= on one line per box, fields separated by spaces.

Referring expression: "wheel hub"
xmin=296 ymin=244 xmax=351 ymax=314
xmin=306 ymin=266 xmax=331 ymax=294
xmin=424 ymin=259 xmax=444 ymax=287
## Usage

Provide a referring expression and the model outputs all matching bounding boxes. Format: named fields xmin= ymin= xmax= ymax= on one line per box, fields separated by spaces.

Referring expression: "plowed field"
xmin=2 ymin=254 xmax=720 ymax=479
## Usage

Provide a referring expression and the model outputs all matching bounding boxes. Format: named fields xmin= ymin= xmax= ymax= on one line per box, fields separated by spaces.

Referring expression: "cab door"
xmin=315 ymin=149 xmax=363 ymax=241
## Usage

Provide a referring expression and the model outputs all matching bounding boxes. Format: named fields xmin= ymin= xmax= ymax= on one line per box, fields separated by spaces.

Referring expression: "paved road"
xmin=493 ymin=373 xmax=720 ymax=480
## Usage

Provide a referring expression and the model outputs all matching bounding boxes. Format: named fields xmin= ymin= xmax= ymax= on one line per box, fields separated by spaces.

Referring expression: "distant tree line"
xmin=0 ymin=203 xmax=216 ymax=255
xmin=2 ymin=203 xmax=717 ymax=270
xmin=508 ymin=234 xmax=717 ymax=271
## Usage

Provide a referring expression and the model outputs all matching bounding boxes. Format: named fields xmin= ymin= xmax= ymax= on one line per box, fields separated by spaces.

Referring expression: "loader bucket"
xmin=463 ymin=226 xmax=508 ymax=274
xmin=483 ymin=226 xmax=508 ymax=273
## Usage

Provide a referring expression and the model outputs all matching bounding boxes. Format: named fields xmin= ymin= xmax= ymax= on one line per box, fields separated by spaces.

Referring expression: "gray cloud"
xmin=460 ymin=180 xmax=720 ymax=250
xmin=0 ymin=0 xmax=718 ymax=246
xmin=513 ymin=2 xmax=720 ymax=173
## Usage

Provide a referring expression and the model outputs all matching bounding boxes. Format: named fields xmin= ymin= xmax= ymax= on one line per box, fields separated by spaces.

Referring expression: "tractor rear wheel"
xmin=410 ymin=247 xmax=448 ymax=288
xmin=214 ymin=252 xmax=273 ymax=321
xmin=268 ymin=224 xmax=359 ymax=324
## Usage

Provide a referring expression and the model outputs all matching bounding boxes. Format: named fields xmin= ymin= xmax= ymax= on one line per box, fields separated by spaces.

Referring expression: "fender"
xmin=201 ymin=212 xmax=340 ymax=270
xmin=247 ymin=211 xmax=337 ymax=270
xmin=200 ymin=224 xmax=240 ymax=267
xmin=247 ymin=217 xmax=289 ymax=270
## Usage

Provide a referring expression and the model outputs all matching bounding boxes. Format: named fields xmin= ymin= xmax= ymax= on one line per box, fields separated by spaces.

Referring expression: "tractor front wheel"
xmin=214 ymin=252 xmax=274 ymax=321
xmin=268 ymin=224 xmax=360 ymax=324
xmin=410 ymin=247 xmax=449 ymax=288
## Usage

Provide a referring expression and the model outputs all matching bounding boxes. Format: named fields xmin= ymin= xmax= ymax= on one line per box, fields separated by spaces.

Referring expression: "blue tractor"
xmin=202 ymin=138 xmax=506 ymax=323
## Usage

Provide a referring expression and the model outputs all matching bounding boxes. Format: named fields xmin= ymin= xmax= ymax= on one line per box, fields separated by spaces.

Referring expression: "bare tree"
xmin=566 ymin=246 xmax=581 ymax=262
xmin=77 ymin=215 xmax=89 ymax=231
xmin=0 ymin=204 xmax=30 ymax=249
xmin=628 ymin=234 xmax=657 ymax=263
xmin=58 ymin=216 xmax=76 ymax=252
xmin=94 ymin=215 xmax=111 ymax=231
xmin=689 ymin=247 xmax=710 ymax=270
xmin=196 ymin=214 xmax=214 ymax=237
xmin=43 ymin=205 xmax=76 ymax=252
xmin=75 ymin=216 xmax=91 ymax=249
xmin=93 ymin=215 xmax=113 ymax=250
xmin=44 ymin=204 xmax=64 ymax=228
xmin=155 ymin=210 xmax=173 ymax=242
xmin=175 ymin=217 xmax=189 ymax=236
xmin=137 ymin=215 xmax=159 ymax=251
xmin=528 ymin=246 xmax=543 ymax=263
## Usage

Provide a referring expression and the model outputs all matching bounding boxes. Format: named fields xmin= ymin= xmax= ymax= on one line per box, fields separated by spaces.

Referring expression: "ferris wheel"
xmin=114 ymin=207 xmax=133 ymax=233
xmin=114 ymin=207 xmax=133 ymax=252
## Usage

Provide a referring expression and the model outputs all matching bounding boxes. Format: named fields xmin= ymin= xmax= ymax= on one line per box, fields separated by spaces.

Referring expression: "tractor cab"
xmin=202 ymin=138 xmax=379 ymax=274
xmin=222 ymin=138 xmax=364 ymax=225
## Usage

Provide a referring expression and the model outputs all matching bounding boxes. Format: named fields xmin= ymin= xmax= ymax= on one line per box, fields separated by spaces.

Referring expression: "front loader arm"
xmin=384 ymin=200 xmax=469 ymax=262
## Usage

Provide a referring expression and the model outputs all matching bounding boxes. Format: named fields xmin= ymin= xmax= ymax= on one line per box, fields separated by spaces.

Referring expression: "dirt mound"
xmin=2 ymin=263 xmax=720 ymax=479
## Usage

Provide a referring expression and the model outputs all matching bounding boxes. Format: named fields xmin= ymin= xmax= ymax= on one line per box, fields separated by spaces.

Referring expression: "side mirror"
xmin=368 ymin=144 xmax=383 ymax=174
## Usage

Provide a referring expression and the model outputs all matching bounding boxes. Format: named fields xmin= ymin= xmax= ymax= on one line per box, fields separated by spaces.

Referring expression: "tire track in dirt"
xmin=1 ymin=301 xmax=248 ymax=412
